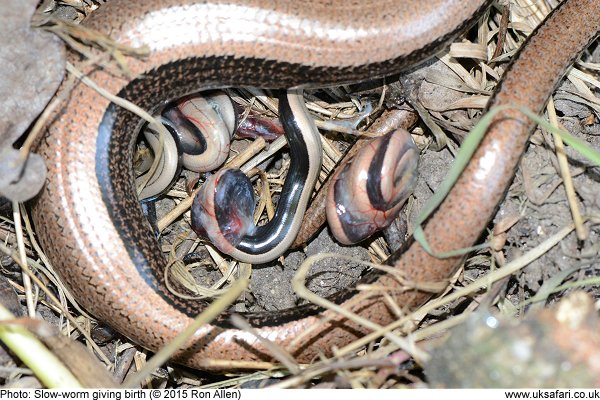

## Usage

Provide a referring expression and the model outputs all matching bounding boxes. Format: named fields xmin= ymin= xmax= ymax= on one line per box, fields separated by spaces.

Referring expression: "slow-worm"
xmin=31 ymin=0 xmax=599 ymax=370
xmin=191 ymin=89 xmax=324 ymax=263
xmin=325 ymin=128 xmax=419 ymax=245
xmin=137 ymin=91 xmax=236 ymax=200
xmin=291 ymin=108 xmax=420 ymax=248
xmin=138 ymin=90 xmax=283 ymax=201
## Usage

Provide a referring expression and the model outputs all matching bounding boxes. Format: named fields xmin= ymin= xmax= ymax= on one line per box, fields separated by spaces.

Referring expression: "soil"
xmin=231 ymin=55 xmax=600 ymax=315
xmin=2 ymin=0 xmax=600 ymax=389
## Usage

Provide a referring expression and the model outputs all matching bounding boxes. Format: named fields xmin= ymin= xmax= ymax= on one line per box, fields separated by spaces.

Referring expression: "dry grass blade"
xmin=19 ymin=75 xmax=77 ymax=160
xmin=230 ymin=315 xmax=300 ymax=374
xmin=336 ymin=222 xmax=577 ymax=359
xmin=254 ymin=170 xmax=275 ymax=221
xmin=12 ymin=202 xmax=34 ymax=318
xmin=438 ymin=54 xmax=482 ymax=90
xmin=546 ymin=97 xmax=587 ymax=240
xmin=292 ymin=253 xmax=427 ymax=362
xmin=38 ymin=17 xmax=148 ymax=76
xmin=123 ymin=277 xmax=249 ymax=388
xmin=0 ymin=240 xmax=111 ymax=366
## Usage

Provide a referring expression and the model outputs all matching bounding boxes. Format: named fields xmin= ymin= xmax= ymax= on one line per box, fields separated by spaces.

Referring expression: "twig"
xmin=491 ymin=4 xmax=510 ymax=62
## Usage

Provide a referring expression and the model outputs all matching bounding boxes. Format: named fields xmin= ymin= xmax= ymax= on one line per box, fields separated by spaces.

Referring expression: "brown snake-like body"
xmin=32 ymin=0 xmax=599 ymax=369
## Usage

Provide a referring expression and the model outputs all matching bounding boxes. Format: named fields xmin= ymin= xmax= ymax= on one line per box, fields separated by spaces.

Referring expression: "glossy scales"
xmin=34 ymin=0 xmax=600 ymax=371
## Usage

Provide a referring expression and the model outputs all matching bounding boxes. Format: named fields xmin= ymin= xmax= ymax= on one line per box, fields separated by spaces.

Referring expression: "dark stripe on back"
xmin=234 ymin=91 xmax=310 ymax=256
xmin=366 ymin=131 xmax=394 ymax=210
xmin=92 ymin=28 xmax=497 ymax=324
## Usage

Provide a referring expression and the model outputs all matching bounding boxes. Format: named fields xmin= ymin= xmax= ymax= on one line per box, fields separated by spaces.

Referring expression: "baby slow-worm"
xmin=291 ymin=108 xmax=420 ymax=248
xmin=325 ymin=128 xmax=419 ymax=245
xmin=31 ymin=0 xmax=599 ymax=370
xmin=163 ymin=88 xmax=414 ymax=256
xmin=191 ymin=89 xmax=324 ymax=263
xmin=138 ymin=90 xmax=283 ymax=202
xmin=137 ymin=91 xmax=236 ymax=200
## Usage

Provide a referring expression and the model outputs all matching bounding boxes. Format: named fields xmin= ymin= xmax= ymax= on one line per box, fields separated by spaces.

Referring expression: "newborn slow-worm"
xmin=191 ymin=89 xmax=324 ymax=263
xmin=137 ymin=91 xmax=237 ymax=201
xmin=325 ymin=128 xmax=419 ymax=245
xmin=31 ymin=0 xmax=599 ymax=370
xmin=291 ymin=108 xmax=420 ymax=248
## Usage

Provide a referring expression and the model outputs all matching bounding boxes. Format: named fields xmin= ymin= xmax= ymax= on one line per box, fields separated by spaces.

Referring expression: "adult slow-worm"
xmin=31 ymin=0 xmax=599 ymax=369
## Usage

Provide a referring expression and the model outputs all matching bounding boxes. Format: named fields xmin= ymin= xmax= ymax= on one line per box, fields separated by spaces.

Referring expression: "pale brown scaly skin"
xmin=386 ymin=0 xmax=600 ymax=286
xmin=31 ymin=0 xmax=599 ymax=371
